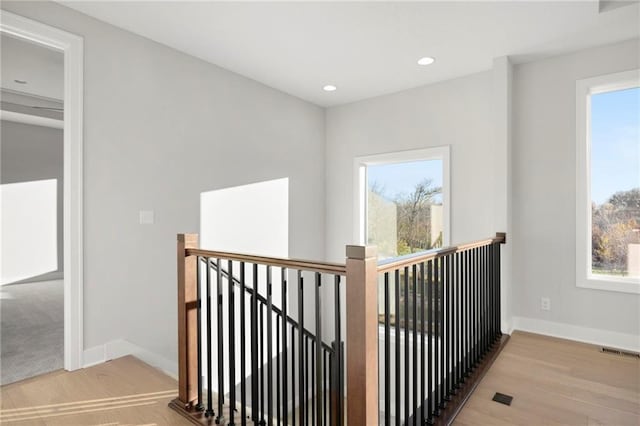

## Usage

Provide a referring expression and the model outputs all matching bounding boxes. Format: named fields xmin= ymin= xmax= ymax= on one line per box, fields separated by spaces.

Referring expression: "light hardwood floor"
xmin=455 ymin=331 xmax=640 ymax=426
xmin=1 ymin=332 xmax=638 ymax=425
xmin=0 ymin=356 xmax=191 ymax=425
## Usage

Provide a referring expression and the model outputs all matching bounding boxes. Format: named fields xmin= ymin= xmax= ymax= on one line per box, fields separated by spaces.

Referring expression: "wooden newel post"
xmin=346 ymin=245 xmax=378 ymax=426
xmin=177 ymin=233 xmax=199 ymax=406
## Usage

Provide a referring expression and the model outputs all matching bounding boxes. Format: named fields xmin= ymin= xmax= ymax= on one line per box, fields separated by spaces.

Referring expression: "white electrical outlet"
xmin=541 ymin=297 xmax=551 ymax=311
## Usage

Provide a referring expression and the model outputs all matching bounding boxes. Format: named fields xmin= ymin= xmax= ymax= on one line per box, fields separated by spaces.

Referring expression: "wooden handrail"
xmin=376 ymin=232 xmax=506 ymax=273
xmin=186 ymin=248 xmax=347 ymax=275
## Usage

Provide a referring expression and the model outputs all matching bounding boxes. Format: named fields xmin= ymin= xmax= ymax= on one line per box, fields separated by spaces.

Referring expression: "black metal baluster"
xmin=483 ymin=246 xmax=488 ymax=355
xmin=229 ymin=260 xmax=236 ymax=425
xmin=463 ymin=250 xmax=468 ymax=378
xmin=240 ymin=262 xmax=247 ymax=425
xmin=426 ymin=260 xmax=433 ymax=424
xmin=490 ymin=244 xmax=494 ymax=342
xmin=439 ymin=256 xmax=446 ymax=410
xmin=470 ymin=249 xmax=475 ymax=368
xmin=384 ymin=272 xmax=390 ymax=426
xmin=466 ymin=250 xmax=471 ymax=376
xmin=327 ymin=341 xmax=338 ymax=425
xmin=251 ymin=264 xmax=259 ymax=423
xmin=196 ymin=257 xmax=204 ymax=411
xmin=334 ymin=275 xmax=343 ymax=426
xmin=497 ymin=243 xmax=502 ymax=340
xmin=291 ymin=324 xmax=296 ymax=426
xmin=480 ymin=247 xmax=485 ymax=358
xmin=277 ymin=315 xmax=281 ymax=426
xmin=488 ymin=245 xmax=493 ymax=346
xmin=266 ymin=266 xmax=273 ymax=426
xmin=216 ymin=258 xmax=225 ymax=423
xmin=305 ymin=336 xmax=309 ymax=426
xmin=476 ymin=247 xmax=483 ymax=365
xmin=315 ymin=273 xmax=323 ymax=426
xmin=434 ymin=257 xmax=441 ymax=415
xmin=494 ymin=243 xmax=499 ymax=341
xmin=412 ymin=264 xmax=418 ymax=424
xmin=444 ymin=255 xmax=450 ymax=401
xmin=460 ymin=251 xmax=465 ymax=380
xmin=480 ymin=247 xmax=484 ymax=360
xmin=455 ymin=252 xmax=461 ymax=388
xmin=282 ymin=268 xmax=289 ymax=426
xmin=447 ymin=254 xmax=452 ymax=398
xmin=260 ymin=303 xmax=265 ymax=425
xmin=394 ymin=269 xmax=401 ymax=426
xmin=491 ymin=244 xmax=496 ymax=342
xmin=451 ymin=253 xmax=457 ymax=392
xmin=312 ymin=339 xmax=316 ymax=426
xmin=298 ymin=271 xmax=305 ymax=426
xmin=473 ymin=248 xmax=478 ymax=367
xmin=205 ymin=258 xmax=215 ymax=418
xmin=420 ymin=262 xmax=426 ymax=425
xmin=469 ymin=249 xmax=473 ymax=369
xmin=404 ymin=266 xmax=409 ymax=422
xmin=324 ymin=351 xmax=328 ymax=426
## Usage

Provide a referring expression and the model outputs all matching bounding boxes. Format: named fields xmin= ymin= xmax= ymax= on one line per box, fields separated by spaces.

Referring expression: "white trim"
xmin=353 ymin=146 xmax=451 ymax=247
xmin=83 ymin=340 xmax=178 ymax=379
xmin=512 ymin=316 xmax=640 ymax=353
xmin=1 ymin=11 xmax=85 ymax=370
xmin=0 ymin=110 xmax=63 ymax=129
xmin=575 ymin=69 xmax=640 ymax=294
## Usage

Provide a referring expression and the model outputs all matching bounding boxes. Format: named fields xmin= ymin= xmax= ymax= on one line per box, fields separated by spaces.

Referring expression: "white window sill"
xmin=577 ymin=276 xmax=640 ymax=294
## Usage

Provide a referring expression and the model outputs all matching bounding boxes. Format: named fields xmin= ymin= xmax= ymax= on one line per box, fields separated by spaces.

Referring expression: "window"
xmin=576 ymin=70 xmax=640 ymax=293
xmin=354 ymin=147 xmax=450 ymax=327
xmin=354 ymin=147 xmax=450 ymax=258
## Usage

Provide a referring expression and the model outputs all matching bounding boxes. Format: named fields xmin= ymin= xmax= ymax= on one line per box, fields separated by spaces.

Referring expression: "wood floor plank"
xmin=2 ymin=333 xmax=638 ymax=425
xmin=0 ymin=356 xmax=190 ymax=426
xmin=455 ymin=331 xmax=640 ymax=426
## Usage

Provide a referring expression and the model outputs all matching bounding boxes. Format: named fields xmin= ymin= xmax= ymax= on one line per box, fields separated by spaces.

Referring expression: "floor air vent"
xmin=492 ymin=392 xmax=513 ymax=406
xmin=600 ymin=346 xmax=640 ymax=359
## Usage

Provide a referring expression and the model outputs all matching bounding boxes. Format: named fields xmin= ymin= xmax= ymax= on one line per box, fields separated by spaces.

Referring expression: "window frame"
xmin=575 ymin=69 xmax=640 ymax=294
xmin=353 ymin=146 xmax=451 ymax=250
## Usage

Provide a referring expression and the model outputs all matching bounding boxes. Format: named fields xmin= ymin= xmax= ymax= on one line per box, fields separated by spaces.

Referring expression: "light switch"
xmin=139 ymin=210 xmax=155 ymax=225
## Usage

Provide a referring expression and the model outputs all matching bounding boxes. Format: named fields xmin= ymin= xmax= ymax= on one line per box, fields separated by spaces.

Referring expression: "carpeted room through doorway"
xmin=0 ymin=279 xmax=64 ymax=384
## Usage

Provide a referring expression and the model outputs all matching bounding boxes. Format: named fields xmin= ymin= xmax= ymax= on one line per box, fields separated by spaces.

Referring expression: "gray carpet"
xmin=1 ymin=280 xmax=64 ymax=385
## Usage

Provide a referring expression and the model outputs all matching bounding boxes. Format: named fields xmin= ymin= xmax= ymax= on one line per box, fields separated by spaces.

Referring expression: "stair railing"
xmin=172 ymin=232 xmax=507 ymax=426
xmin=172 ymin=234 xmax=347 ymax=426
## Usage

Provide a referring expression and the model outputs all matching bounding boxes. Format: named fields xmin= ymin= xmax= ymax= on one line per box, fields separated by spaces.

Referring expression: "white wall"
xmin=511 ymin=38 xmax=640 ymax=339
xmin=0 ymin=1 xmax=326 ymax=365
xmin=325 ymin=71 xmax=500 ymax=264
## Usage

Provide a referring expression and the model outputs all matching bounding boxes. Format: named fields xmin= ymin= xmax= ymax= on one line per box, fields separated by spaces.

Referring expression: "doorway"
xmin=0 ymin=11 xmax=84 ymax=376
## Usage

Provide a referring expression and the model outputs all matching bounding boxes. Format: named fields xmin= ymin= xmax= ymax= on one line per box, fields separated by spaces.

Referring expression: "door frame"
xmin=1 ymin=11 xmax=85 ymax=370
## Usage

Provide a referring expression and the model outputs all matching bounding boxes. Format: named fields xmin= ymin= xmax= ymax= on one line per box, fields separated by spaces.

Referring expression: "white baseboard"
xmin=83 ymin=339 xmax=178 ymax=379
xmin=82 ymin=344 xmax=106 ymax=368
xmin=511 ymin=316 xmax=640 ymax=352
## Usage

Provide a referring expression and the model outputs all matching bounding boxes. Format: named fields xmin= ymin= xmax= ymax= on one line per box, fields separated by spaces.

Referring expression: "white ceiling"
xmin=59 ymin=1 xmax=639 ymax=106
xmin=1 ymin=34 xmax=64 ymax=101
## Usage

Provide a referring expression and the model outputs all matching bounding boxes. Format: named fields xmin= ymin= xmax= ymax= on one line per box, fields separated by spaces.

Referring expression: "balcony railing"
xmin=171 ymin=232 xmax=507 ymax=425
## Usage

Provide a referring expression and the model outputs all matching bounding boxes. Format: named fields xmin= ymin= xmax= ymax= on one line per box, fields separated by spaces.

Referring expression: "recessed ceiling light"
xmin=417 ymin=57 xmax=435 ymax=66
xmin=14 ymin=79 xmax=27 ymax=84
xmin=323 ymin=85 xmax=337 ymax=92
